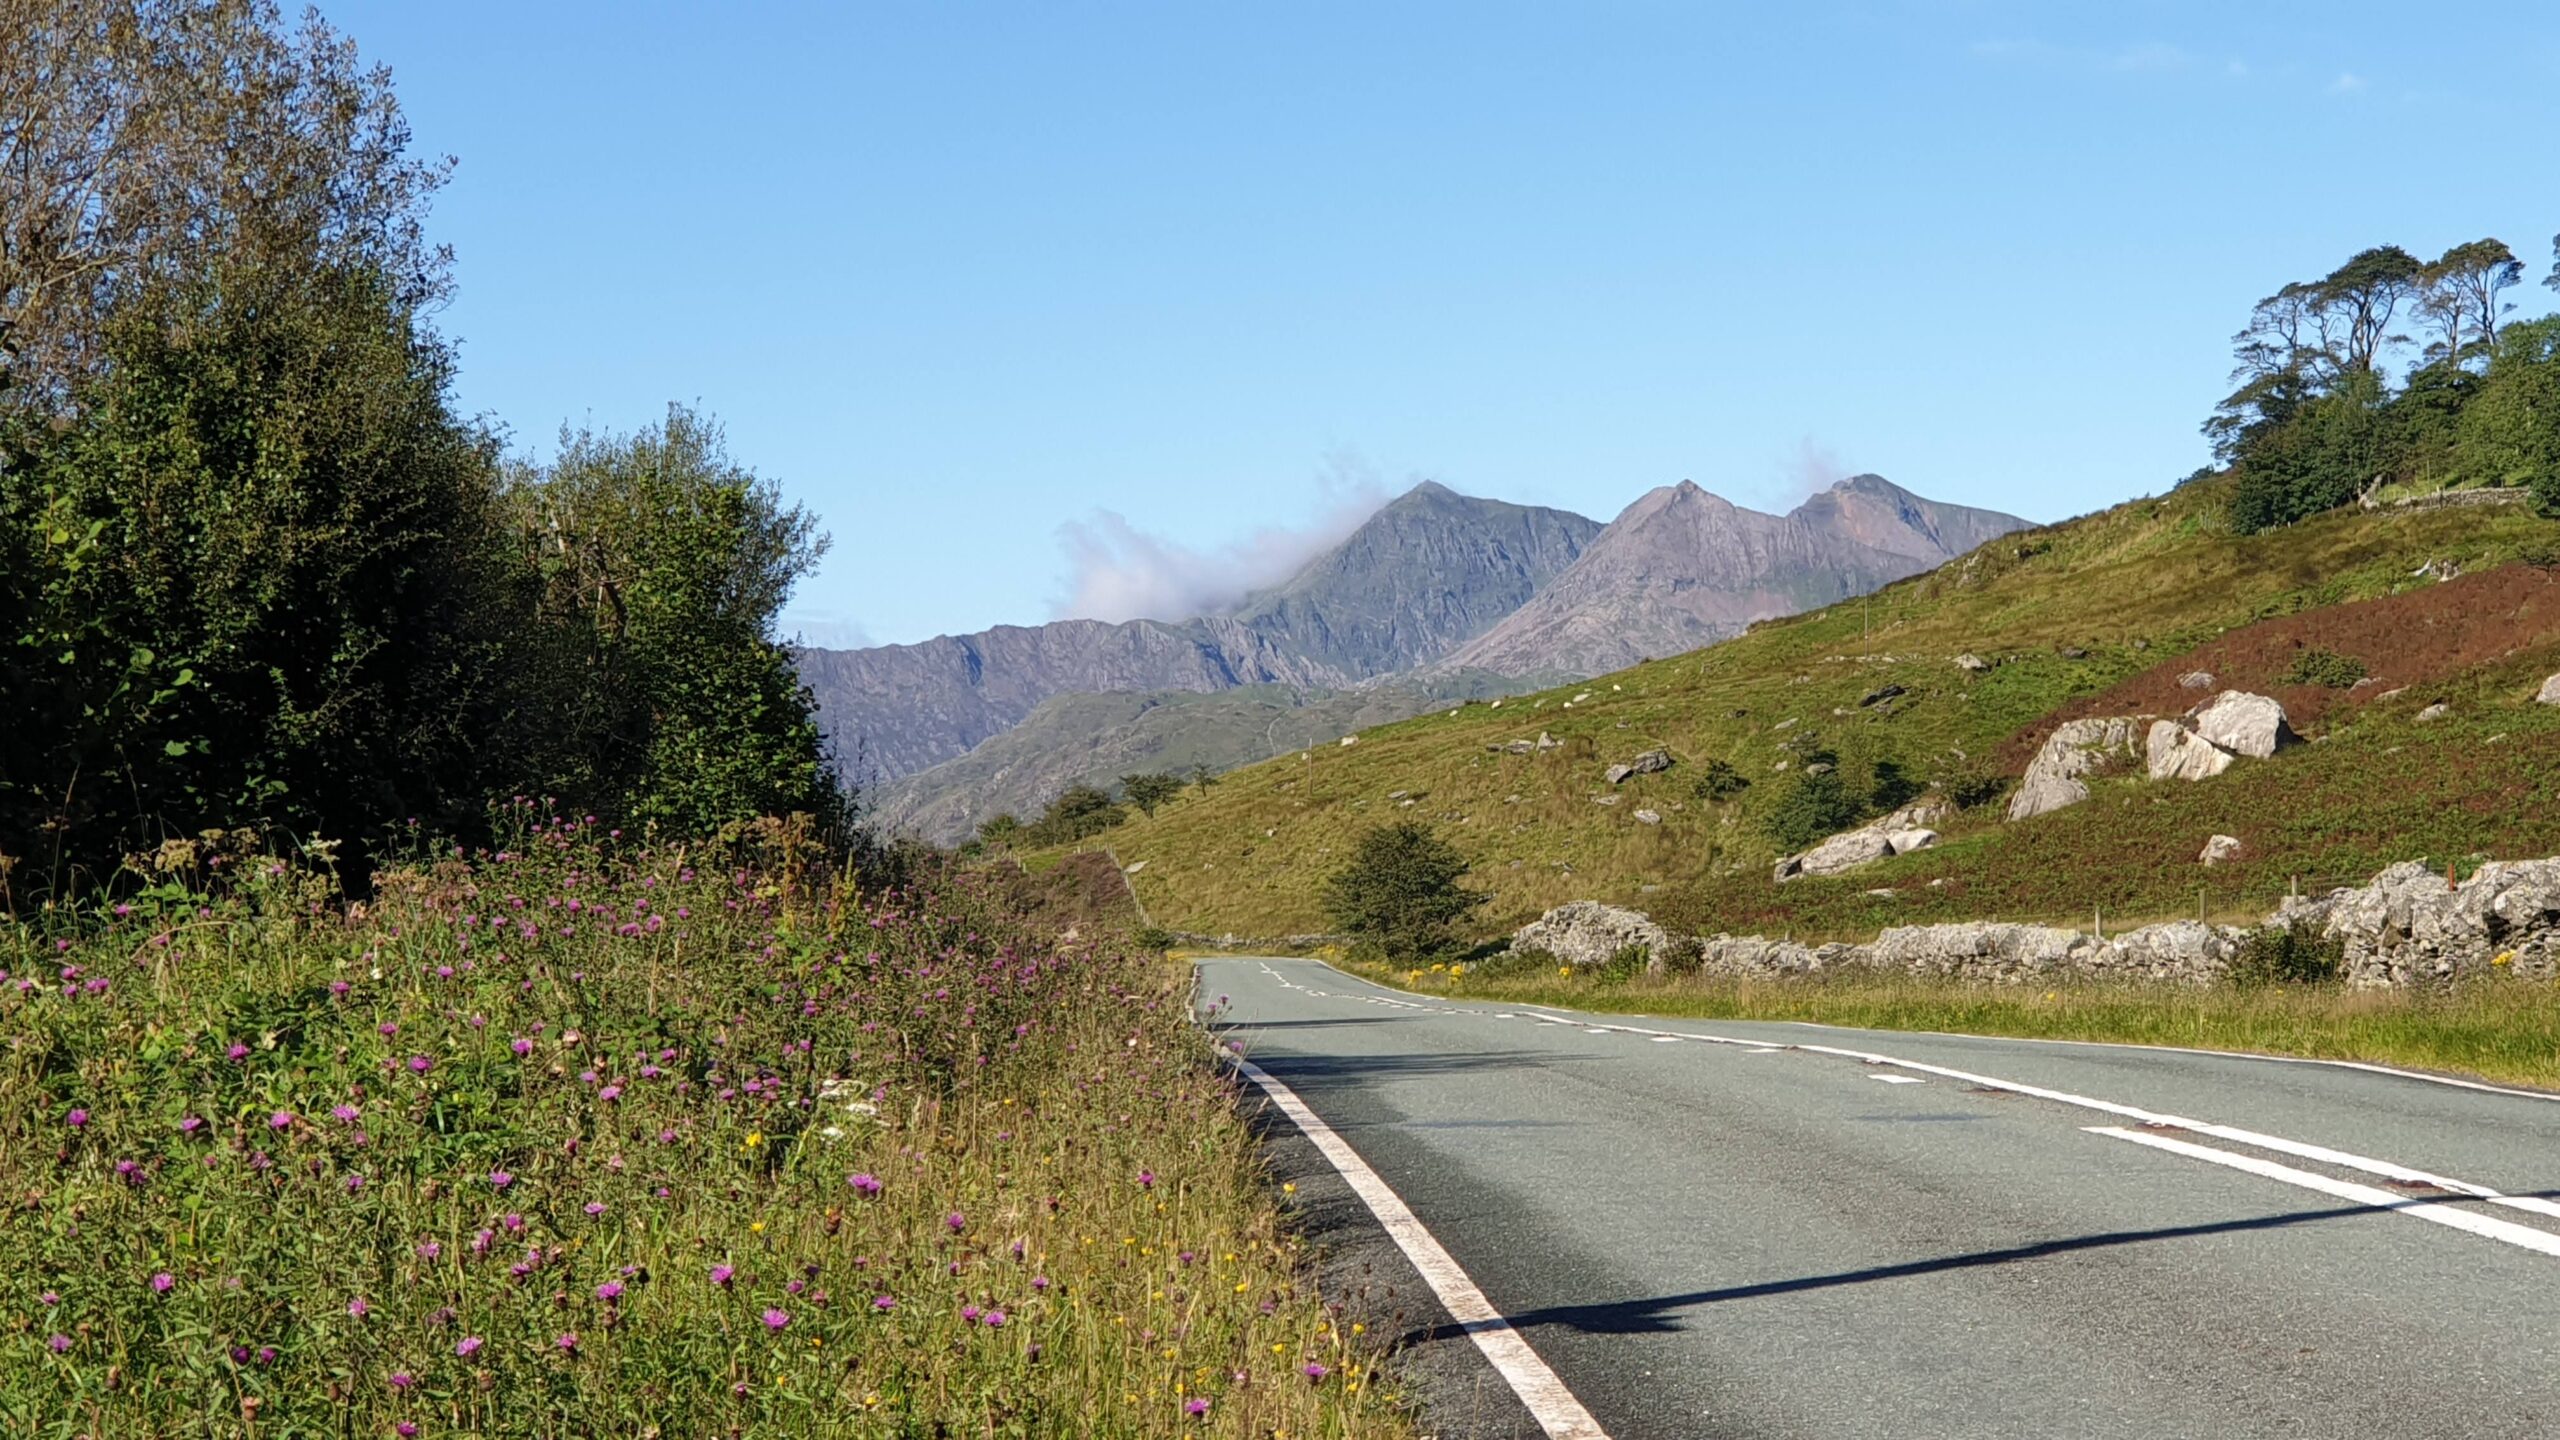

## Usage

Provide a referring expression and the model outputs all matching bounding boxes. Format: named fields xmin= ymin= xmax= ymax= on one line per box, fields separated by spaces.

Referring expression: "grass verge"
xmin=0 ymin=816 xmax=1408 ymax=1437
xmin=1341 ymin=958 xmax=2560 ymax=1092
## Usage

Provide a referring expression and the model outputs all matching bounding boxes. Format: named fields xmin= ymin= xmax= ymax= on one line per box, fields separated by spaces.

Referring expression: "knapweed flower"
xmin=332 ymin=1104 xmax=360 ymax=1123
xmin=397 ymin=1425 xmax=418 ymax=1439
xmin=871 ymin=1295 xmax=896 ymax=1312
xmin=268 ymin=1110 xmax=293 ymax=1130
xmin=597 ymin=1085 xmax=621 ymax=1103
xmin=179 ymin=1115 xmax=203 ymax=1133
xmin=595 ymin=1281 xmax=623 ymax=1303
xmin=1137 ymin=1170 xmax=1155 ymax=1189
xmin=455 ymin=1335 xmax=483 ymax=1358
xmin=556 ymin=1332 xmax=579 ymax=1352
xmin=388 ymin=1371 xmax=415 ymax=1389
xmin=583 ymin=1201 xmax=606 ymax=1217
xmin=961 ymin=1304 xmax=981 ymax=1324
xmin=848 ymin=1172 xmax=882 ymax=1197
xmin=984 ymin=1309 xmax=1007 ymax=1328
xmin=945 ymin=1211 xmax=966 ymax=1233
xmin=510 ymin=1037 xmax=534 ymax=1056
xmin=489 ymin=1169 xmax=514 ymax=1189
xmin=347 ymin=1296 xmax=368 ymax=1317
xmin=150 ymin=1272 xmax=174 ymax=1293
xmin=1303 ymin=1362 xmax=1330 ymax=1382
xmin=407 ymin=1055 xmax=434 ymax=1074
xmin=65 ymin=1108 xmax=87 ymax=1128
xmin=761 ymin=1308 xmax=790 ymax=1330
xmin=47 ymin=1334 xmax=70 ymax=1354
xmin=710 ymin=1264 xmax=734 ymax=1288
xmin=1030 ymin=1275 xmax=1051 ymax=1291
xmin=416 ymin=1241 xmax=442 ymax=1261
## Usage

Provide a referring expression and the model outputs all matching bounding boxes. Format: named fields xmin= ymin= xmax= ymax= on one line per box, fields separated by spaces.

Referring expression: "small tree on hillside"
xmin=1120 ymin=772 xmax=1184 ymax=819
xmin=1323 ymin=822 xmax=1485 ymax=962
xmin=1029 ymin=783 xmax=1123 ymax=844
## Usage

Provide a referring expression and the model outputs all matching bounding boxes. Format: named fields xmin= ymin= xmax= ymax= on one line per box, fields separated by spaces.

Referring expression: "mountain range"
xmin=800 ymin=474 xmax=2029 ymax=842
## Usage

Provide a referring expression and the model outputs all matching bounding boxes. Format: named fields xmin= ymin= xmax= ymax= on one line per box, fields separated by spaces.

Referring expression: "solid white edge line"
xmin=1229 ymin=1055 xmax=1612 ymax=1440
xmin=2085 ymin=1127 xmax=2560 ymax=1259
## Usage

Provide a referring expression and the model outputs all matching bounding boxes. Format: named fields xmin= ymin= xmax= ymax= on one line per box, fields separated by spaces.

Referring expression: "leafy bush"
xmin=1594 ymin=944 xmax=1653 ymax=986
xmin=1690 ymin=759 xmax=1751 ymax=804
xmin=1762 ymin=769 xmax=1862 ymax=850
xmin=2284 ymin=648 xmax=2370 ymax=689
xmin=1021 ymin=783 xmax=1124 ymax=845
xmin=2228 ymin=922 xmax=2346 ymax=986
xmin=1322 ymin=822 xmax=1485 ymax=962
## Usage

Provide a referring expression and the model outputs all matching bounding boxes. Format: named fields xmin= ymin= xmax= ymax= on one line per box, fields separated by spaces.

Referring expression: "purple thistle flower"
xmin=489 ymin=1169 xmax=514 ymax=1189
xmin=944 ymin=1211 xmax=966 ymax=1234
xmin=871 ymin=1295 xmax=896 ymax=1312
xmin=398 ymin=1425 xmax=418 ymax=1439
xmin=1137 ymin=1169 xmax=1155 ymax=1189
xmin=179 ymin=1115 xmax=203 ymax=1133
xmin=1302 ymin=1361 xmax=1330 ymax=1382
xmin=408 ymin=1055 xmax=434 ymax=1074
xmin=1185 ymin=1396 xmax=1210 ymax=1416
xmin=848 ymin=1173 xmax=882 ymax=1198
xmin=456 ymin=1335 xmax=483 ymax=1358
xmin=597 ymin=1085 xmax=621 ymax=1102
xmin=388 ymin=1371 xmax=415 ymax=1389
xmin=150 ymin=1272 xmax=173 ymax=1293
xmin=595 ymin=1281 xmax=623 ymax=1302
xmin=985 ymin=1308 xmax=1007 ymax=1328
xmin=556 ymin=1331 xmax=579 ymax=1351
xmin=961 ymin=1304 xmax=981 ymax=1324
xmin=761 ymin=1307 xmax=790 ymax=1330
xmin=65 ymin=1108 xmax=87 ymax=1128
xmin=48 ymin=1334 xmax=70 ymax=1353
xmin=268 ymin=1110 xmax=293 ymax=1130
xmin=332 ymin=1104 xmax=360 ymax=1123
xmin=347 ymin=1296 xmax=368 ymax=1317
xmin=710 ymin=1264 xmax=734 ymax=1288
xmin=583 ymin=1201 xmax=606 ymax=1217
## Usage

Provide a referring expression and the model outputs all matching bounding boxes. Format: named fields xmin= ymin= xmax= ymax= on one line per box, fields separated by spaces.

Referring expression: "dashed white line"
xmin=1228 ymin=1055 xmax=1612 ymax=1440
xmin=2088 ymin=1126 xmax=2560 ymax=1260
xmin=1871 ymin=1074 xmax=1925 ymax=1085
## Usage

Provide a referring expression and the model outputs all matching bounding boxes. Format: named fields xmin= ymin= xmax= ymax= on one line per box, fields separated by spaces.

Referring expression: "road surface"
xmin=1198 ymin=956 xmax=2560 ymax=1440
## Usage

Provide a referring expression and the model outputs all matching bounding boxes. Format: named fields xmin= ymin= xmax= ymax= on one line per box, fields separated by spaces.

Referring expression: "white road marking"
xmin=1228 ymin=1055 xmax=1612 ymax=1440
xmin=2087 ymin=1126 xmax=2560 ymax=1259
xmin=1871 ymin=1075 xmax=1925 ymax=1085
xmin=1232 ymin=961 xmax=2560 ymax=1264
xmin=1650 ymin=1035 xmax=1682 ymax=1043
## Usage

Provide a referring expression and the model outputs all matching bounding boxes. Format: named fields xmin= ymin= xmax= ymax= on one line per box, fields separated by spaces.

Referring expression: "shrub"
xmin=1762 ymin=769 xmax=1862 ymax=851
xmin=2284 ymin=648 xmax=2370 ymax=689
xmin=1594 ymin=944 xmax=1653 ymax=986
xmin=1690 ymin=759 xmax=1751 ymax=804
xmin=2228 ymin=921 xmax=2346 ymax=986
xmin=1322 ymin=822 xmax=1485 ymax=962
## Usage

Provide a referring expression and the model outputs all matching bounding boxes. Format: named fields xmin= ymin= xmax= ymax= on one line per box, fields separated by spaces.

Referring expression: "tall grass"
xmin=0 ymin=812 xmax=1406 ymax=1437
xmin=1361 ymin=960 xmax=2560 ymax=1090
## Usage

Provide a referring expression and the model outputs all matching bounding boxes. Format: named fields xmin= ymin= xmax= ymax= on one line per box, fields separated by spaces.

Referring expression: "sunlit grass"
xmin=1350 ymin=959 xmax=2560 ymax=1091
xmin=0 ymin=817 xmax=1408 ymax=1437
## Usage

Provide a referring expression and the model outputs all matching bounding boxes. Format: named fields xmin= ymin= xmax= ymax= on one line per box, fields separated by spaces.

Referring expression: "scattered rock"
xmin=1773 ymin=828 xmax=1893 ymax=882
xmin=1572 ymin=692 xmax=1592 ymax=703
xmin=1633 ymin=809 xmax=1662 ymax=826
xmin=2058 ymin=645 xmax=2089 ymax=660
xmin=1883 ymin=828 xmax=1939 ymax=856
xmin=1122 ymin=860 xmax=1146 ymax=874
xmin=2177 ymin=670 xmax=2216 ymax=691
xmin=2416 ymin=702 xmax=2450 ymax=722
xmin=1387 ymin=790 xmax=1408 ymax=800
xmin=1866 ymin=888 xmax=1897 ymax=898
xmin=1954 ymin=653 xmax=1992 ymax=673
xmin=1605 ymin=764 xmax=1634 ymax=784
xmin=1339 ymin=736 xmax=1358 ymax=747
xmin=1859 ymin=684 xmax=1907 ymax=708
xmin=2146 ymin=720 xmax=2236 ymax=782
xmin=1592 ymin=795 xmax=1619 ymax=806
xmin=2537 ymin=673 xmax=2560 ymax=705
xmin=1537 ymin=732 xmax=1563 ymax=751
xmin=2189 ymin=691 xmax=2297 ymax=758
xmin=2198 ymin=834 xmax=2243 ymax=866
xmin=2009 ymin=716 xmax=2147 ymax=821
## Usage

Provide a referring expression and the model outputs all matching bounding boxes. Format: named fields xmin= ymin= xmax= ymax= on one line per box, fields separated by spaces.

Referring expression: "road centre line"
xmin=1228 ymin=1054 xmax=1612 ymax=1440
xmin=1488 ymin=999 xmax=2560 ymax=1229
xmin=2087 ymin=1127 xmax=2560 ymax=1259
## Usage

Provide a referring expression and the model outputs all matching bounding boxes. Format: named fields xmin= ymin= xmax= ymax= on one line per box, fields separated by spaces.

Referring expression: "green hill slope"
xmin=1048 ymin=480 xmax=2560 ymax=940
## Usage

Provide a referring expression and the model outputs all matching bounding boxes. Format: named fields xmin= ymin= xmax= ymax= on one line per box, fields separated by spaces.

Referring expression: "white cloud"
xmin=1049 ymin=453 xmax=1393 ymax=624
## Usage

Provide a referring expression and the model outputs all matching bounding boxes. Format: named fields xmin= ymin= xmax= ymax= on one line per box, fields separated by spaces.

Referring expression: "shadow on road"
xmin=1396 ymin=1192 xmax=2560 ymax=1345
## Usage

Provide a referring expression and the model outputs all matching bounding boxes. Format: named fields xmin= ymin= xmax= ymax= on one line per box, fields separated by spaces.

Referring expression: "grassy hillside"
xmin=1044 ymin=480 xmax=2560 ymax=940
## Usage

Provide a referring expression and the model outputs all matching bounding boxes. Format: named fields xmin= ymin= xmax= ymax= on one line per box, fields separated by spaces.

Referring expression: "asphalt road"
xmin=1198 ymin=957 xmax=2560 ymax=1440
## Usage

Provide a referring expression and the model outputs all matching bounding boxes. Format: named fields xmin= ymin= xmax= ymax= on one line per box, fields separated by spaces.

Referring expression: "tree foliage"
xmin=1322 ymin=822 xmax=1484 ymax=961
xmin=1119 ymin=772 xmax=1183 ymax=819
xmin=2210 ymin=238 xmax=2560 ymax=534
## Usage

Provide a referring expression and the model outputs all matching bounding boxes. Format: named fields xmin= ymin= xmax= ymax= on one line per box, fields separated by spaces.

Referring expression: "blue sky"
xmin=327 ymin=1 xmax=2560 ymax=646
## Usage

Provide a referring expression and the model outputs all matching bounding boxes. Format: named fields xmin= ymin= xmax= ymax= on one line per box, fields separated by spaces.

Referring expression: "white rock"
xmin=1339 ymin=736 xmax=1358 ymax=747
xmin=1955 ymin=653 xmax=1992 ymax=672
xmin=2008 ymin=716 xmax=2147 ymax=821
xmin=2416 ymin=702 xmax=2450 ymax=722
xmin=2199 ymin=834 xmax=2243 ymax=865
xmin=2189 ymin=691 xmax=2297 ymax=759
xmin=1884 ymin=828 xmax=1939 ymax=855
xmin=2146 ymin=720 xmax=2236 ymax=782
xmin=1633 ymin=809 xmax=1662 ymax=825
xmin=2537 ymin=673 xmax=2560 ymax=705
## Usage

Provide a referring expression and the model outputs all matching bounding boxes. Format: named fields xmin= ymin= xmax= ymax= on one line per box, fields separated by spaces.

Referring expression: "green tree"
xmin=977 ymin=813 xmax=1023 ymax=846
xmin=2414 ymin=239 xmax=2524 ymax=370
xmin=1028 ymin=783 xmax=1123 ymax=844
xmin=1 ymin=259 xmax=511 ymax=888
xmin=1761 ymin=768 xmax=1861 ymax=850
xmin=2450 ymin=317 xmax=2560 ymax=511
xmin=503 ymin=408 xmax=846 ymax=838
xmin=1188 ymin=764 xmax=1218 ymax=792
xmin=1119 ymin=772 xmax=1183 ymax=819
xmin=2226 ymin=371 xmax=2392 ymax=534
xmin=1322 ymin=822 xmax=1484 ymax=961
